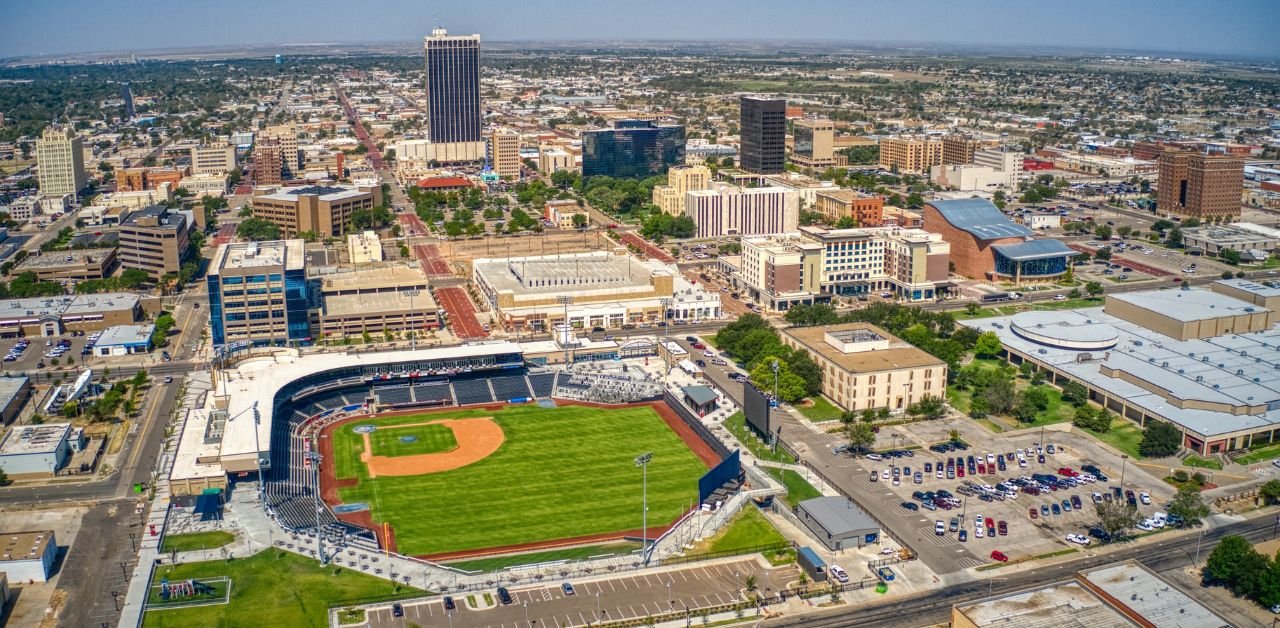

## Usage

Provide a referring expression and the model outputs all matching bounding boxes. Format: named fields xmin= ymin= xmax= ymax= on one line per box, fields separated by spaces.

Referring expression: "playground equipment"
xmin=159 ymin=577 xmax=216 ymax=601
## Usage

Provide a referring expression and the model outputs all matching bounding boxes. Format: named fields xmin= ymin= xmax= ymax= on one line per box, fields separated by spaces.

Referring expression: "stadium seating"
xmin=411 ymin=382 xmax=453 ymax=405
xmin=374 ymin=385 xmax=413 ymax=407
xmin=452 ymin=378 xmax=496 ymax=405
xmin=527 ymin=372 xmax=556 ymax=398
xmin=489 ymin=375 xmax=532 ymax=401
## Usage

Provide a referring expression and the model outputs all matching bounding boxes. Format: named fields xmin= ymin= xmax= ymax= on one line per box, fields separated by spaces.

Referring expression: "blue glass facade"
xmin=582 ymin=120 xmax=686 ymax=179
xmin=993 ymin=251 xmax=1069 ymax=278
xmin=208 ymin=264 xmax=311 ymax=348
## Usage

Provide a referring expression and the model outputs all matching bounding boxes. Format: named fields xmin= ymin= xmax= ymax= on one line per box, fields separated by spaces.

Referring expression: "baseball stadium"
xmin=208 ymin=341 xmax=742 ymax=564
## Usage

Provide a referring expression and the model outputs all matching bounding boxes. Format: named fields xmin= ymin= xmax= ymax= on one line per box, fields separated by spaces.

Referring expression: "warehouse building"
xmin=0 ymin=377 xmax=31 ymax=426
xmin=963 ymin=283 xmax=1280 ymax=455
xmin=0 ymin=293 xmax=151 ymax=338
xmin=92 ymin=324 xmax=156 ymax=356
xmin=0 ymin=423 xmax=83 ymax=476
xmin=795 ymin=496 xmax=880 ymax=550
xmin=0 ymin=530 xmax=58 ymax=583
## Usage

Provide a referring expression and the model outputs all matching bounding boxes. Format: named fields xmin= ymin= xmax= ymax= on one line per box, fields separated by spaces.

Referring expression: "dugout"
xmin=797 ymin=496 xmax=880 ymax=551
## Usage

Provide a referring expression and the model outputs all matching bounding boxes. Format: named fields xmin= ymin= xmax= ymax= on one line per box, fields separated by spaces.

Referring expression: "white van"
xmin=829 ymin=565 xmax=849 ymax=583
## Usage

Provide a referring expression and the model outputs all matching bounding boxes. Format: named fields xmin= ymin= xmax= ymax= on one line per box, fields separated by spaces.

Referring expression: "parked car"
xmin=392 ymin=604 xmax=404 ymax=618
xmin=990 ymin=550 xmax=1009 ymax=562
xmin=901 ymin=501 xmax=919 ymax=511
xmin=497 ymin=587 xmax=513 ymax=605
xmin=1066 ymin=534 xmax=1091 ymax=545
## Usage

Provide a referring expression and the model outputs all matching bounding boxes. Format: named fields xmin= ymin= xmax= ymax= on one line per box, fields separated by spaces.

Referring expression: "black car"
xmin=498 ymin=587 xmax=513 ymax=605
xmin=901 ymin=501 xmax=919 ymax=511
xmin=392 ymin=603 xmax=404 ymax=617
xmin=444 ymin=596 xmax=456 ymax=610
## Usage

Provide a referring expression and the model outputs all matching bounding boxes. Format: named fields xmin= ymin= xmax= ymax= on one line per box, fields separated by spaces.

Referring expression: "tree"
xmin=1094 ymin=224 xmax=1112 ymax=240
xmin=1165 ymin=227 xmax=1184 ymax=248
xmin=1060 ymin=381 xmax=1089 ymax=407
xmin=1094 ymin=500 xmax=1142 ymax=539
xmin=980 ymin=377 xmax=1017 ymax=415
xmin=1205 ymin=535 xmax=1256 ymax=586
xmin=907 ymin=395 xmax=947 ymax=421
xmin=1085 ymin=281 xmax=1104 ymax=298
xmin=571 ymin=213 xmax=588 ymax=229
xmin=1260 ymin=479 xmax=1280 ymax=505
xmin=749 ymin=359 xmax=806 ymax=402
xmin=845 ymin=421 xmax=876 ymax=453
xmin=1166 ymin=485 xmax=1209 ymax=526
xmin=1012 ymin=395 xmax=1040 ymax=422
xmin=1135 ymin=420 xmax=1180 ymax=457
xmin=973 ymin=332 xmax=1003 ymax=359
xmin=236 ymin=218 xmax=281 ymax=241
xmin=1072 ymin=405 xmax=1112 ymax=432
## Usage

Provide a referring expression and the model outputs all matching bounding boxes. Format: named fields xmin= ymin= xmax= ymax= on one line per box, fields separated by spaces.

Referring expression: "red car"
xmin=977 ymin=463 xmax=986 ymax=474
xmin=957 ymin=466 xmax=966 ymax=477
xmin=986 ymin=519 xmax=996 ymax=537
xmin=1057 ymin=467 xmax=1078 ymax=477
xmin=990 ymin=550 xmax=1009 ymax=563
xmin=1029 ymin=507 xmax=1038 ymax=519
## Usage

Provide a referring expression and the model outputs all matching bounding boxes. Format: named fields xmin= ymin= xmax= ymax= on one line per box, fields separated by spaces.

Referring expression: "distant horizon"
xmin=2 ymin=0 xmax=1277 ymax=61
xmin=4 ymin=35 xmax=1277 ymax=65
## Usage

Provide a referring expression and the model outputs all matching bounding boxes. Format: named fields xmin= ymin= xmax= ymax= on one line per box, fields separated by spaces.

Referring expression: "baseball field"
xmin=325 ymin=403 xmax=713 ymax=558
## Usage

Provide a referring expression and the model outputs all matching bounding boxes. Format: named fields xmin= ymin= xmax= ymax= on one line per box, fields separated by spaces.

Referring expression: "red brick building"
xmin=924 ymin=199 xmax=1075 ymax=284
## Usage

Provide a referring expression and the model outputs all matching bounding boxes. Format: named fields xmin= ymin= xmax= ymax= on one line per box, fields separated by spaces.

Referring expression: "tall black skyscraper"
xmin=121 ymin=82 xmax=135 ymax=120
xmin=424 ymin=28 xmax=482 ymax=144
xmin=739 ymin=96 xmax=786 ymax=174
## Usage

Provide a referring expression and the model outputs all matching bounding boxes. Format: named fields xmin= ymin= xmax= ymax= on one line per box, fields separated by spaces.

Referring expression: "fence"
xmin=663 ymin=389 xmax=733 ymax=459
xmin=658 ymin=541 xmax=793 ymax=567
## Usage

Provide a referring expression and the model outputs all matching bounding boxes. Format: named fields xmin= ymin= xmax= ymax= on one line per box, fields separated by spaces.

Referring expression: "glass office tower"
xmin=424 ymin=28 xmax=482 ymax=144
xmin=582 ymin=120 xmax=686 ymax=179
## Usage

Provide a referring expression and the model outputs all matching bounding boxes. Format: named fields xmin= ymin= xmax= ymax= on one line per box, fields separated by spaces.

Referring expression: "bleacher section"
xmin=553 ymin=371 xmax=662 ymax=404
xmin=374 ymin=385 xmax=413 ymax=407
xmin=411 ymin=382 xmax=454 ymax=405
xmin=527 ymin=372 xmax=557 ymax=398
xmin=453 ymin=378 xmax=496 ymax=405
xmin=489 ymin=375 xmax=533 ymax=401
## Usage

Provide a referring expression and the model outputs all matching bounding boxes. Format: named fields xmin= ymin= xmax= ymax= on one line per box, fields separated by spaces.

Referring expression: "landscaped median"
xmin=159 ymin=531 xmax=235 ymax=554
xmin=975 ymin=547 xmax=1078 ymax=572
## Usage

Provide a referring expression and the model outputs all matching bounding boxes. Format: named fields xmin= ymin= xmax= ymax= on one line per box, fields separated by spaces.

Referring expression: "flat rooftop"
xmin=318 ymin=265 xmax=429 ymax=293
xmin=212 ymin=239 xmax=305 ymax=272
xmin=18 ymin=248 xmax=113 ymax=269
xmin=0 ymin=293 xmax=140 ymax=322
xmin=1217 ymin=277 xmax=1280 ymax=299
xmin=323 ymin=290 xmax=438 ymax=317
xmin=95 ymin=324 xmax=155 ymax=347
xmin=255 ymin=184 xmax=369 ymax=203
xmin=0 ymin=423 xmax=70 ymax=456
xmin=0 ymin=376 xmax=28 ymax=404
xmin=1081 ymin=563 xmax=1229 ymax=628
xmin=964 ymin=298 xmax=1280 ymax=438
xmin=1107 ymin=289 xmax=1268 ymax=322
xmin=955 ymin=580 xmax=1133 ymax=628
xmin=783 ymin=322 xmax=945 ymax=373
xmin=475 ymin=251 xmax=664 ymax=297
xmin=0 ymin=530 xmax=53 ymax=563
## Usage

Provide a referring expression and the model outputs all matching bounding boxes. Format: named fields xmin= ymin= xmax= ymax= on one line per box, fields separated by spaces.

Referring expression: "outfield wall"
xmin=663 ymin=389 xmax=732 ymax=460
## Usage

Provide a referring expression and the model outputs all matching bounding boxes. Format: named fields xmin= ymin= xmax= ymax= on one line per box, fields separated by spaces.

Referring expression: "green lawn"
xmin=160 ymin=531 xmax=236 ymax=553
xmin=368 ymin=423 xmax=457 ymax=457
xmin=1016 ymin=386 xmax=1075 ymax=428
xmin=442 ymin=542 xmax=641 ymax=572
xmin=697 ymin=505 xmax=793 ymax=565
xmin=764 ymin=467 xmax=822 ymax=508
xmin=147 ymin=576 xmax=230 ymax=607
xmin=142 ymin=551 xmax=421 ymax=628
xmin=796 ymin=396 xmax=843 ymax=422
xmin=1083 ymin=418 xmax=1144 ymax=459
xmin=724 ymin=411 xmax=796 ymax=464
xmin=334 ymin=405 xmax=710 ymax=556
xmin=950 ymin=298 xmax=1103 ymax=320
xmin=1182 ymin=454 xmax=1224 ymax=470
xmin=1236 ymin=442 xmax=1280 ymax=465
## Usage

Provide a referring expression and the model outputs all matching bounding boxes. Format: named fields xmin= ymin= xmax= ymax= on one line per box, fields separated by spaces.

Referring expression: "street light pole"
xmin=557 ymin=295 xmax=573 ymax=365
xmin=1194 ymin=529 xmax=1207 ymax=566
xmin=1120 ymin=454 xmax=1129 ymax=489
xmin=636 ymin=452 xmax=653 ymax=563
xmin=659 ymin=297 xmax=672 ymax=384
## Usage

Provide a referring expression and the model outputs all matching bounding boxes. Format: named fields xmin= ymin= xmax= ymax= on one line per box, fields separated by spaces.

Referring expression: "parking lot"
xmin=0 ymin=333 xmax=95 ymax=373
xmin=842 ymin=418 xmax=1179 ymax=567
xmin=363 ymin=559 xmax=797 ymax=628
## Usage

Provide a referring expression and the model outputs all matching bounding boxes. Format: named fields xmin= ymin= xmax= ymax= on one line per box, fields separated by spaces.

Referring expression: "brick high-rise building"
xmin=254 ymin=138 xmax=283 ymax=186
xmin=488 ymin=128 xmax=521 ymax=179
xmin=941 ymin=135 xmax=981 ymax=165
xmin=1157 ymin=149 xmax=1244 ymax=220
xmin=739 ymin=97 xmax=786 ymax=174
xmin=879 ymin=136 xmax=943 ymax=174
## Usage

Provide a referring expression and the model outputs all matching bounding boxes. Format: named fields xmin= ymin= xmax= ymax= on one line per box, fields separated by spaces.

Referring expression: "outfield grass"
xmin=160 ymin=531 xmax=235 ymax=553
xmin=334 ymin=405 xmax=709 ymax=556
xmin=1083 ymin=418 xmax=1144 ymax=459
xmin=764 ymin=467 xmax=822 ymax=508
xmin=724 ymin=411 xmax=796 ymax=464
xmin=442 ymin=542 xmax=641 ymax=572
xmin=142 ymin=551 xmax=421 ymax=628
xmin=368 ymin=423 xmax=457 ymax=457
xmin=796 ymin=396 xmax=843 ymax=422
xmin=1236 ymin=442 xmax=1280 ymax=465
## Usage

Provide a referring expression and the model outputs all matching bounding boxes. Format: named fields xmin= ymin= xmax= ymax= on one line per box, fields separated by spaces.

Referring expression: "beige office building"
xmin=117 ymin=205 xmax=192 ymax=279
xmin=652 ymin=165 xmax=712 ymax=215
xmin=489 ymin=129 xmax=521 ymax=179
xmin=941 ymin=135 xmax=982 ymax=165
xmin=538 ymin=146 xmax=575 ymax=173
xmin=36 ymin=126 xmax=86 ymax=197
xmin=790 ymin=119 xmax=836 ymax=168
xmin=261 ymin=124 xmax=300 ymax=179
xmin=16 ymin=248 xmax=118 ymax=282
xmin=781 ymin=322 xmax=947 ymax=413
xmin=737 ymin=234 xmax=824 ymax=311
xmin=879 ymin=136 xmax=943 ymax=174
xmin=317 ymin=265 xmax=440 ymax=339
xmin=190 ymin=143 xmax=237 ymax=175
xmin=250 ymin=184 xmax=383 ymax=238
xmin=347 ymin=231 xmax=383 ymax=264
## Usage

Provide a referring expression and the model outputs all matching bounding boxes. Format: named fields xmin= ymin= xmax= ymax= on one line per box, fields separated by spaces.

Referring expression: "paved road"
xmin=766 ymin=513 xmax=1278 ymax=627
xmin=366 ymin=559 xmax=796 ymax=628
xmin=55 ymin=501 xmax=147 ymax=628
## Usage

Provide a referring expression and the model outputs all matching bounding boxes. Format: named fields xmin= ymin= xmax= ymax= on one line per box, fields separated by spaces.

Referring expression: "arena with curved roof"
xmin=923 ymin=198 xmax=1077 ymax=283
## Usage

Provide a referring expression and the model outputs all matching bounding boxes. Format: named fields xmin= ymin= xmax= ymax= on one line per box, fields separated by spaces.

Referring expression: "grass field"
xmin=724 ymin=411 xmax=796 ymax=464
xmin=764 ymin=467 xmax=822 ymax=508
xmin=1083 ymin=418 xmax=1145 ymax=459
xmin=142 ymin=551 xmax=420 ymax=628
xmin=695 ymin=506 xmax=794 ymax=566
xmin=1236 ymin=442 xmax=1280 ymax=465
xmin=160 ymin=531 xmax=235 ymax=553
xmin=796 ymin=396 xmax=843 ymax=422
xmin=1182 ymin=454 xmax=1224 ymax=470
xmin=442 ymin=542 xmax=641 ymax=572
xmin=368 ymin=423 xmax=457 ymax=457
xmin=332 ymin=404 xmax=709 ymax=556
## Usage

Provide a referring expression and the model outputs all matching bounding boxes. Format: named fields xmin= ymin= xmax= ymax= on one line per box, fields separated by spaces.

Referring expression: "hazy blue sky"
xmin=3 ymin=0 xmax=1277 ymax=59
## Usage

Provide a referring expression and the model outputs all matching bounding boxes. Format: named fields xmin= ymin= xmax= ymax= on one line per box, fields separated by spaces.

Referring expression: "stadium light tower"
xmin=635 ymin=452 xmax=653 ymax=563
xmin=308 ymin=450 xmax=325 ymax=564
xmin=556 ymin=295 xmax=574 ymax=365
xmin=658 ymin=297 xmax=672 ymax=383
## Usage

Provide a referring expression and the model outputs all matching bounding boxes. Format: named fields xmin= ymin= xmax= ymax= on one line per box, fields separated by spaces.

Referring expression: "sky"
xmin=2 ymin=0 xmax=1278 ymax=59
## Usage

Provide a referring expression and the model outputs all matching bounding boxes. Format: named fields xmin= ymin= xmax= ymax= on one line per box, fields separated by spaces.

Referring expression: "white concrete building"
xmin=684 ymin=183 xmax=798 ymax=238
